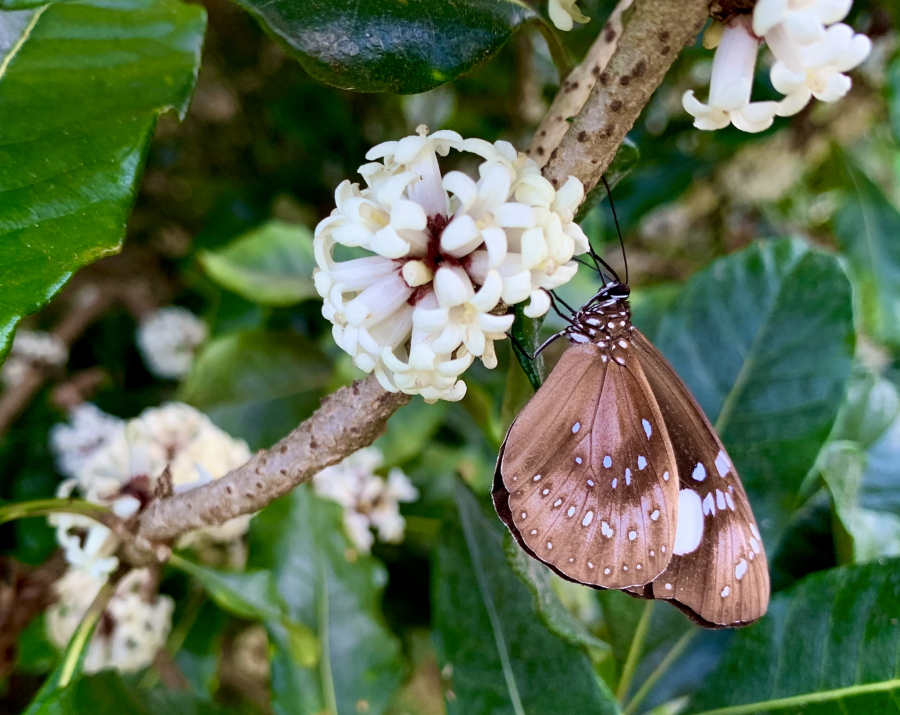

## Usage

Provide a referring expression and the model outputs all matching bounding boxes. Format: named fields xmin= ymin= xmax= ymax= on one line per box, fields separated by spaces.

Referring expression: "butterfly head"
xmin=565 ymin=280 xmax=633 ymax=348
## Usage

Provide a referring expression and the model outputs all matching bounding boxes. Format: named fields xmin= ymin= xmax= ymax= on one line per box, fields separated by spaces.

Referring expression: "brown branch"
xmin=542 ymin=0 xmax=710 ymax=193
xmin=129 ymin=375 xmax=410 ymax=552
xmin=529 ymin=0 xmax=634 ymax=166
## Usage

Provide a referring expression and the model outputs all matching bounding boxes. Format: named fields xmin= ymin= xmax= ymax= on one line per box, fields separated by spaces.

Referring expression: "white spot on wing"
xmin=637 ymin=456 xmax=647 ymax=470
xmin=735 ymin=559 xmax=748 ymax=580
xmin=692 ymin=463 xmax=707 ymax=482
xmin=587 ymin=479 xmax=594 ymax=486
xmin=547 ymin=542 xmax=552 ymax=549
xmin=642 ymin=419 xmax=652 ymax=439
xmin=721 ymin=586 xmax=730 ymax=597
xmin=542 ymin=488 xmax=549 ymax=495
xmin=673 ymin=489 xmax=704 ymax=555
xmin=651 ymin=510 xmax=659 ymax=521
xmin=663 ymin=471 xmax=670 ymax=481
xmin=628 ymin=530 xmax=637 ymax=541
xmin=603 ymin=456 xmax=612 ymax=468
xmin=604 ymin=568 xmax=611 ymax=575
xmin=751 ymin=524 xmax=761 ymax=540
xmin=702 ymin=492 xmax=716 ymax=516
xmin=521 ymin=512 xmax=526 ymax=519
xmin=601 ymin=521 xmax=613 ymax=538
xmin=575 ymin=457 xmax=582 ymax=465
xmin=572 ymin=422 xmax=581 ymax=434
xmin=612 ymin=478 xmax=618 ymax=489
xmin=533 ymin=474 xmax=541 ymax=481
xmin=583 ymin=511 xmax=594 ymax=526
xmin=750 ymin=537 xmax=761 ymax=554
xmin=716 ymin=489 xmax=726 ymax=511
xmin=665 ymin=583 xmax=672 ymax=590
xmin=715 ymin=450 xmax=731 ymax=477
xmin=625 ymin=469 xmax=632 ymax=486
xmin=554 ymin=499 xmax=562 ymax=507
xmin=567 ymin=506 xmax=576 ymax=517
xmin=725 ymin=491 xmax=735 ymax=510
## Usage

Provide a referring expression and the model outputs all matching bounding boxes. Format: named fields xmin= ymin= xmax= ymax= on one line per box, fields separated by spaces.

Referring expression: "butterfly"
xmin=492 ymin=207 xmax=769 ymax=628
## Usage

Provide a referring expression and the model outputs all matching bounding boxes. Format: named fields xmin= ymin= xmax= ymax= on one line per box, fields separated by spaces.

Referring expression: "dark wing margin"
xmin=630 ymin=329 xmax=770 ymax=628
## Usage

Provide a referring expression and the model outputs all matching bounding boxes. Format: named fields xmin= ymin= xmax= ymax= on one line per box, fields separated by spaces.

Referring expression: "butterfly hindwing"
xmin=494 ymin=342 xmax=680 ymax=589
xmin=631 ymin=329 xmax=770 ymax=627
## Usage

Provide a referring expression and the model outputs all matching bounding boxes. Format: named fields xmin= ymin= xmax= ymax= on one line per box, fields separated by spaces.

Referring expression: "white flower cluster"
xmin=46 ymin=568 xmax=173 ymax=674
xmin=548 ymin=0 xmax=589 ymax=32
xmin=312 ymin=447 xmax=418 ymax=553
xmin=136 ymin=306 xmax=208 ymax=379
xmin=684 ymin=1 xmax=871 ymax=132
xmin=0 ymin=330 xmax=67 ymax=389
xmin=314 ymin=126 xmax=588 ymax=402
xmin=46 ymin=402 xmax=252 ymax=673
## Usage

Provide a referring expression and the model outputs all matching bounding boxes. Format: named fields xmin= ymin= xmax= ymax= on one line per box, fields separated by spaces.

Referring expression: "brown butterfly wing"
xmin=493 ymin=342 xmax=680 ymax=589
xmin=630 ymin=329 xmax=770 ymax=627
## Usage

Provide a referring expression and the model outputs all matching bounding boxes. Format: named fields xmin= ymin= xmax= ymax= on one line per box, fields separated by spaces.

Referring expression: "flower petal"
xmin=434 ymin=266 xmax=475 ymax=308
xmin=524 ymin=289 xmax=551 ymax=318
xmin=470 ymin=271 xmax=503 ymax=313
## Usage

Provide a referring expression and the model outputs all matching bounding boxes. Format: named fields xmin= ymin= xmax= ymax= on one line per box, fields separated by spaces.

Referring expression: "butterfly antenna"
xmin=549 ymin=290 xmax=576 ymax=315
xmin=602 ymin=175 xmax=628 ymax=285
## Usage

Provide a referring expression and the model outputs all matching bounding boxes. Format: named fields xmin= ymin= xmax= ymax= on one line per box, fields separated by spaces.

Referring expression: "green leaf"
xmin=248 ymin=486 xmax=405 ymax=715
xmin=0 ymin=498 xmax=111 ymax=525
xmin=180 ymin=329 xmax=332 ymax=450
xmin=888 ymin=54 xmax=900 ymax=143
xmin=0 ymin=0 xmax=205 ymax=357
xmin=686 ymin=559 xmax=900 ymax=715
xmin=433 ymin=481 xmax=620 ymax=715
xmin=654 ymin=238 xmax=854 ymax=544
xmin=229 ymin=0 xmax=536 ymax=94
xmin=198 ymin=220 xmax=319 ymax=307
xmin=503 ymin=535 xmax=610 ymax=655
xmin=832 ymin=148 xmax=900 ymax=348
xmin=376 ymin=395 xmax=449 ymax=468
xmin=28 ymin=671 xmax=235 ymax=715
xmin=170 ymin=554 xmax=319 ymax=669
xmin=510 ymin=303 xmax=545 ymax=393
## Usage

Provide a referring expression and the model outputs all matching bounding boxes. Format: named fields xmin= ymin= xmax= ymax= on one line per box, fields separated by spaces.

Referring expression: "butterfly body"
xmin=494 ymin=281 xmax=770 ymax=628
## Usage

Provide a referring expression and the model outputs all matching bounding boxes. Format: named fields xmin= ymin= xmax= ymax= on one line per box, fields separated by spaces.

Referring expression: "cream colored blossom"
xmin=548 ymin=0 xmax=589 ymax=31
xmin=136 ymin=307 xmax=208 ymax=379
xmin=314 ymin=126 xmax=587 ymax=402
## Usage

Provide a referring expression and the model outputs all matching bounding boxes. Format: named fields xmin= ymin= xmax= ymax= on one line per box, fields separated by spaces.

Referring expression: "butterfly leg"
xmin=508 ymin=329 xmax=568 ymax=361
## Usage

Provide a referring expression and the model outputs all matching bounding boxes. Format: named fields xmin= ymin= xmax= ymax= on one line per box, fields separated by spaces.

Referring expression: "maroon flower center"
xmin=403 ymin=213 xmax=472 ymax=306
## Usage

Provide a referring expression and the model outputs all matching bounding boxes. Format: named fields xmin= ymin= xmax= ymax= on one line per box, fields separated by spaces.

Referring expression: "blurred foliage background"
xmin=2 ymin=0 xmax=900 ymax=712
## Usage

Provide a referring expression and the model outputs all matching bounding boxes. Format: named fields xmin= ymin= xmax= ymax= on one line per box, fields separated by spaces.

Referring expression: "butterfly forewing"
xmin=494 ymin=342 xmax=680 ymax=589
xmin=630 ymin=329 xmax=770 ymax=627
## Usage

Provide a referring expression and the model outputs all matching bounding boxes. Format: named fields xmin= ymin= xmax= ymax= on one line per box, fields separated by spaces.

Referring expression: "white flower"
xmin=136 ymin=307 xmax=208 ymax=379
xmin=683 ymin=17 xmax=779 ymax=133
xmin=766 ymin=22 xmax=872 ymax=115
xmin=49 ymin=402 xmax=253 ymax=564
xmin=0 ymin=330 xmax=67 ymax=389
xmin=315 ymin=126 xmax=587 ymax=402
xmin=50 ymin=403 xmax=127 ymax=481
xmin=753 ymin=0 xmax=852 ymax=44
xmin=47 ymin=567 xmax=173 ymax=674
xmin=548 ymin=0 xmax=589 ymax=32
xmin=312 ymin=447 xmax=419 ymax=553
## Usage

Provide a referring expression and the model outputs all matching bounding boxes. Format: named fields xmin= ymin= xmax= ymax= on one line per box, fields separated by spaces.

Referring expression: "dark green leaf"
xmin=229 ymin=0 xmax=536 ymax=94
xmin=28 ymin=671 xmax=234 ymax=715
xmin=687 ymin=559 xmax=900 ymax=715
xmin=503 ymin=535 xmax=610 ymax=654
xmin=198 ymin=220 xmax=319 ymax=307
xmin=0 ymin=0 xmax=205 ymax=357
xmin=249 ymin=486 xmax=404 ymax=715
xmin=510 ymin=303 xmax=545 ymax=392
xmin=433 ymin=481 xmax=620 ymax=715
xmin=654 ymin=238 xmax=854 ymax=544
xmin=832 ymin=148 xmax=900 ymax=348
xmin=180 ymin=329 xmax=332 ymax=450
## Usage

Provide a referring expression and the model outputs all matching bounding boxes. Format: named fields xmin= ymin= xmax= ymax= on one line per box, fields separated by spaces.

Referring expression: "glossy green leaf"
xmin=654 ymin=239 xmax=854 ymax=544
xmin=198 ymin=220 xmax=319 ymax=307
xmin=832 ymin=149 xmax=900 ymax=348
xmin=819 ymin=369 xmax=900 ymax=563
xmin=503 ymin=536 xmax=610 ymax=655
xmin=180 ymin=329 xmax=332 ymax=450
xmin=229 ymin=0 xmax=536 ymax=94
xmin=248 ymin=486 xmax=404 ymax=715
xmin=433 ymin=481 xmax=620 ymax=715
xmin=687 ymin=559 xmax=900 ymax=715
xmin=510 ymin=302 xmax=545 ymax=393
xmin=0 ymin=0 xmax=205 ymax=358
